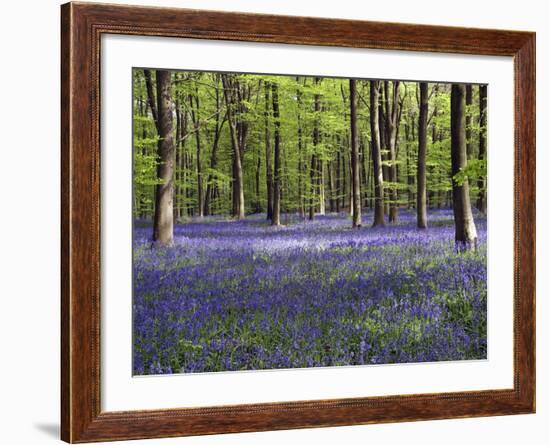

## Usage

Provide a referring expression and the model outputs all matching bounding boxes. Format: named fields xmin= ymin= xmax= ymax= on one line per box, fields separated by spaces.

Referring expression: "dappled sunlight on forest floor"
xmin=133 ymin=208 xmax=487 ymax=375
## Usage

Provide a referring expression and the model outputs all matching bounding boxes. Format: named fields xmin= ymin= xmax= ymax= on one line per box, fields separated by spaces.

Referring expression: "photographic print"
xmin=132 ymin=69 xmax=488 ymax=376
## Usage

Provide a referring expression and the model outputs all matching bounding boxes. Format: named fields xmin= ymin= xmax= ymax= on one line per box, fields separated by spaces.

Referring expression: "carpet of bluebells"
xmin=133 ymin=209 xmax=487 ymax=375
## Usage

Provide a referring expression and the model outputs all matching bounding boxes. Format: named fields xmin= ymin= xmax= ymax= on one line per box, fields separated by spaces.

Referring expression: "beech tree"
xmin=465 ymin=84 xmax=474 ymax=159
xmin=370 ymin=80 xmax=385 ymax=227
xmin=221 ymin=74 xmax=245 ymax=219
xmin=309 ymin=78 xmax=322 ymax=221
xmin=451 ymin=84 xmax=478 ymax=250
xmin=150 ymin=69 xmax=174 ymax=246
xmin=271 ymin=81 xmax=282 ymax=226
xmin=203 ymin=75 xmax=226 ymax=216
xmin=417 ymin=82 xmax=428 ymax=229
xmin=349 ymin=79 xmax=361 ymax=228
xmin=383 ymin=81 xmax=401 ymax=223
xmin=264 ymin=81 xmax=274 ymax=220
xmin=188 ymin=81 xmax=204 ymax=218
xmin=477 ymin=84 xmax=487 ymax=214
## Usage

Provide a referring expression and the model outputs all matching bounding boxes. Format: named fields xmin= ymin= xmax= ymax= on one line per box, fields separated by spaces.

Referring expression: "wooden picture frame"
xmin=61 ymin=1 xmax=535 ymax=442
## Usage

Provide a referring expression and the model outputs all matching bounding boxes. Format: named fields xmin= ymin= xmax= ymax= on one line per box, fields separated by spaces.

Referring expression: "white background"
xmin=0 ymin=0 xmax=546 ymax=444
xmin=102 ymin=35 xmax=514 ymax=411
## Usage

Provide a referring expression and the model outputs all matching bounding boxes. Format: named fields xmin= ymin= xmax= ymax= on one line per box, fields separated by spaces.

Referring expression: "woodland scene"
xmin=132 ymin=68 xmax=487 ymax=375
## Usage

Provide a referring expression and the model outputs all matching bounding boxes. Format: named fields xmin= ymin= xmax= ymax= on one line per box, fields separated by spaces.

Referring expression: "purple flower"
xmin=133 ymin=209 xmax=487 ymax=375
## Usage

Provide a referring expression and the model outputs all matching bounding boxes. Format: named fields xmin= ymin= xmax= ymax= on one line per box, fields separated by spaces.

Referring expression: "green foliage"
xmin=453 ymin=159 xmax=488 ymax=186
xmin=132 ymin=68 xmax=488 ymax=218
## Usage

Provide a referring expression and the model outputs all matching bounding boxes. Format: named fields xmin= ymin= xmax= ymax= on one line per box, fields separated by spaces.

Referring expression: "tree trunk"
xmin=255 ymin=155 xmax=262 ymax=213
xmin=477 ymin=84 xmax=488 ymax=214
xmin=318 ymin=83 xmax=325 ymax=216
xmin=174 ymin=94 xmax=187 ymax=222
xmin=341 ymin=135 xmax=348 ymax=212
xmin=429 ymin=84 xmax=439 ymax=208
xmin=271 ymin=82 xmax=282 ymax=226
xmin=138 ymin=94 xmax=149 ymax=219
xmin=204 ymin=80 xmax=225 ymax=216
xmin=451 ymin=84 xmax=478 ymax=251
xmin=143 ymin=71 xmax=158 ymax=220
xmin=335 ymin=148 xmax=341 ymax=213
xmin=360 ymin=136 xmax=369 ymax=209
xmin=221 ymin=74 xmax=245 ymax=219
xmin=152 ymin=70 xmax=174 ymax=246
xmin=404 ymin=117 xmax=414 ymax=209
xmin=189 ymin=92 xmax=204 ymax=218
xmin=296 ymin=79 xmax=305 ymax=217
xmin=177 ymin=113 xmax=187 ymax=219
xmin=264 ymin=82 xmax=274 ymax=220
xmin=143 ymin=70 xmax=158 ymax=125
xmin=385 ymin=81 xmax=400 ymax=223
xmin=349 ymin=79 xmax=362 ymax=228
xmin=309 ymin=153 xmax=317 ymax=220
xmin=328 ymin=158 xmax=336 ymax=212
xmin=465 ymin=84 xmax=474 ymax=159
xmin=203 ymin=121 xmax=223 ymax=216
xmin=309 ymin=78 xmax=322 ymax=220
xmin=319 ymin=159 xmax=326 ymax=215
xmin=370 ymin=81 xmax=385 ymax=227
xmin=185 ymin=150 xmax=193 ymax=216
xmin=379 ymin=94 xmax=389 ymax=217
xmin=174 ymin=97 xmax=181 ymax=222
xmin=417 ymin=82 xmax=429 ymax=229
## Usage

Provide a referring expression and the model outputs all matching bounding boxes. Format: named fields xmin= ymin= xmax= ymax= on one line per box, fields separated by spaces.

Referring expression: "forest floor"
xmin=133 ymin=209 xmax=487 ymax=375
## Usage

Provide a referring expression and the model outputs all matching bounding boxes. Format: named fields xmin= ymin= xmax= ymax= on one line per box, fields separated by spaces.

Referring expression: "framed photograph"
xmin=61 ymin=2 xmax=535 ymax=442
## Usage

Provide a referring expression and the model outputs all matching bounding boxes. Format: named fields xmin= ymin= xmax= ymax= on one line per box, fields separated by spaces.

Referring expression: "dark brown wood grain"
xmin=61 ymin=2 xmax=536 ymax=442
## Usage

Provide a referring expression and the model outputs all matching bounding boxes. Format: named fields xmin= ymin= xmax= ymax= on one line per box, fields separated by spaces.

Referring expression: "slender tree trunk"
xmin=143 ymin=70 xmax=158 ymax=125
xmin=465 ymin=84 xmax=474 ymax=159
xmin=203 ymin=121 xmax=223 ymax=216
xmin=348 ymin=154 xmax=353 ymax=215
xmin=386 ymin=81 xmax=400 ymax=223
xmin=264 ymin=82 xmax=274 ymax=220
xmin=451 ymin=84 xmax=478 ymax=251
xmin=204 ymin=81 xmax=225 ymax=216
xmin=221 ymin=74 xmax=245 ymax=219
xmin=341 ymin=135 xmax=348 ymax=212
xmin=318 ymin=93 xmax=326 ymax=216
xmin=152 ymin=70 xmax=174 ymax=246
xmin=309 ymin=78 xmax=322 ymax=220
xmin=174 ymin=94 xmax=186 ymax=222
xmin=360 ymin=136 xmax=369 ymax=209
xmin=185 ymin=150 xmax=193 ymax=216
xmin=178 ymin=114 xmax=187 ymax=219
xmin=429 ymin=85 xmax=439 ymax=208
xmin=477 ymin=84 xmax=488 ymax=214
xmin=309 ymin=153 xmax=316 ymax=220
xmin=369 ymin=145 xmax=375 ymax=209
xmin=328 ymin=159 xmax=336 ymax=212
xmin=335 ymin=147 xmax=341 ymax=213
xmin=189 ymin=92 xmax=204 ymax=218
xmin=349 ymin=79 xmax=362 ymax=228
xmin=404 ymin=118 xmax=414 ymax=209
xmin=417 ymin=82 xmax=429 ymax=229
xmin=255 ymin=155 xmax=262 ymax=213
xmin=319 ymin=159 xmax=326 ymax=215
xmin=436 ymin=130 xmax=445 ymax=209
xmin=174 ymin=97 xmax=181 ymax=222
xmin=296 ymin=79 xmax=305 ymax=217
xmin=271 ymin=82 xmax=282 ymax=226
xmin=379 ymin=94 xmax=389 ymax=217
xmin=138 ymin=94 xmax=149 ymax=219
xmin=143 ymin=70 xmax=159 ymax=220
xmin=410 ymin=108 xmax=417 ymax=207
xmin=370 ymin=81 xmax=385 ymax=227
